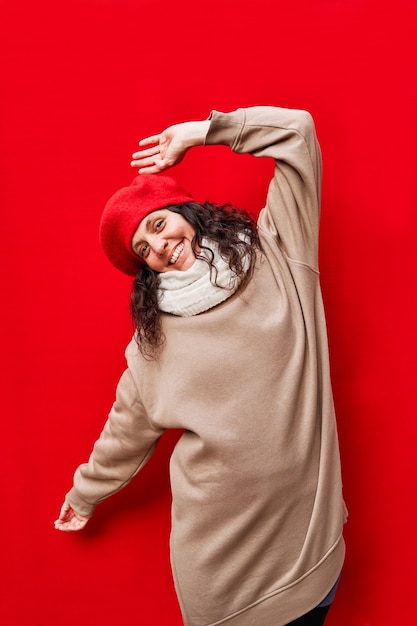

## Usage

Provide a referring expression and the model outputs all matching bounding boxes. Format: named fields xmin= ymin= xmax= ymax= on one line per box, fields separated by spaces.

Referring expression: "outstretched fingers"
xmin=131 ymin=142 xmax=164 ymax=172
xmin=138 ymin=134 xmax=162 ymax=147
xmin=131 ymin=144 xmax=160 ymax=160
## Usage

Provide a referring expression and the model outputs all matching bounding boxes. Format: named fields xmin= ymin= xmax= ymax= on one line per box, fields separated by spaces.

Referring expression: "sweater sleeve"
xmin=66 ymin=362 xmax=164 ymax=518
xmin=205 ymin=106 xmax=322 ymax=269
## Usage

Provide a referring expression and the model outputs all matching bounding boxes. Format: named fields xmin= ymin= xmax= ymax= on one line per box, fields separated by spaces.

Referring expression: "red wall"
xmin=1 ymin=0 xmax=416 ymax=624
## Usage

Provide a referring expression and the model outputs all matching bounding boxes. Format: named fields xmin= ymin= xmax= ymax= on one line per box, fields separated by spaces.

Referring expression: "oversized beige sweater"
xmin=67 ymin=107 xmax=346 ymax=626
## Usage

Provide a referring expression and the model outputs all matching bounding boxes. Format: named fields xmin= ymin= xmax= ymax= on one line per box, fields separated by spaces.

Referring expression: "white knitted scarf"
xmin=157 ymin=238 xmax=249 ymax=317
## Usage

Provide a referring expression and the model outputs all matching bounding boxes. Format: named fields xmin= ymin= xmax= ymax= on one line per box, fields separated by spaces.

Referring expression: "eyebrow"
xmin=133 ymin=214 xmax=161 ymax=251
xmin=144 ymin=216 xmax=153 ymax=233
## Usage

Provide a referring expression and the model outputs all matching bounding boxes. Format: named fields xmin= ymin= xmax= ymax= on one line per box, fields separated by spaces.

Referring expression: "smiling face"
xmin=131 ymin=209 xmax=198 ymax=273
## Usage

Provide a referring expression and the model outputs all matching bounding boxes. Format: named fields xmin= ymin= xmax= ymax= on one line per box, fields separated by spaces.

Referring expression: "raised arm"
xmin=206 ymin=107 xmax=322 ymax=268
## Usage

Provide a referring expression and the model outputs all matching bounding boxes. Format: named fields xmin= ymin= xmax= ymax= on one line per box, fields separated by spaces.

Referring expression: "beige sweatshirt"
xmin=67 ymin=107 xmax=346 ymax=626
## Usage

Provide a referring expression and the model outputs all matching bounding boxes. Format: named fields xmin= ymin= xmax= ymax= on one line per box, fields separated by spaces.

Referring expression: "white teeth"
xmin=169 ymin=242 xmax=184 ymax=264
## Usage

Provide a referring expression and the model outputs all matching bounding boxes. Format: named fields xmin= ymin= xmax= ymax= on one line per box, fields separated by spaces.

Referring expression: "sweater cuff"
xmin=204 ymin=109 xmax=245 ymax=149
xmin=66 ymin=488 xmax=96 ymax=519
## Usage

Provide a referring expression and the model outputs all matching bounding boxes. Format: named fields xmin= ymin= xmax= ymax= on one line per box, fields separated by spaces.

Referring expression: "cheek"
xmin=185 ymin=224 xmax=196 ymax=241
xmin=144 ymin=254 xmax=162 ymax=272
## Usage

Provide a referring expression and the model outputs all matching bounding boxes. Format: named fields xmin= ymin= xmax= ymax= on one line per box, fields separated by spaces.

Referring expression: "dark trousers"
xmin=285 ymin=604 xmax=330 ymax=626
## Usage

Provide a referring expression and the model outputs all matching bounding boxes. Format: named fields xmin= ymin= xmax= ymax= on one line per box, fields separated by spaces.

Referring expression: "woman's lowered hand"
xmin=54 ymin=500 xmax=89 ymax=532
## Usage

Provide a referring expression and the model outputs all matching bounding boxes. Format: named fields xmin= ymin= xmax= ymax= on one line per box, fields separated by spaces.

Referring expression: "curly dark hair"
xmin=130 ymin=201 xmax=261 ymax=359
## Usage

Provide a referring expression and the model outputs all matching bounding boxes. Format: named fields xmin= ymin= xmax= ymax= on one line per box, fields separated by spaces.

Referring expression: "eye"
xmin=155 ymin=218 xmax=165 ymax=231
xmin=138 ymin=243 xmax=149 ymax=258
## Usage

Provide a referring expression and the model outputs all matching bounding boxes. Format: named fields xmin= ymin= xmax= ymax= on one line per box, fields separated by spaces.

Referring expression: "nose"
xmin=150 ymin=235 xmax=168 ymax=256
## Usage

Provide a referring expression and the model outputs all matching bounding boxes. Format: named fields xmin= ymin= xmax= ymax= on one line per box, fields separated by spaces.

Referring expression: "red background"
xmin=1 ymin=0 xmax=416 ymax=624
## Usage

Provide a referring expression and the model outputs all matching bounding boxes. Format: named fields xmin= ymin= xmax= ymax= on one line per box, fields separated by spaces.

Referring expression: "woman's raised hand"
xmin=54 ymin=500 xmax=89 ymax=532
xmin=131 ymin=120 xmax=210 ymax=175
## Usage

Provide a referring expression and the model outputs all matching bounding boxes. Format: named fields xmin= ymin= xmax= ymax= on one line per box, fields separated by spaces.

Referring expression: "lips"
xmin=169 ymin=241 xmax=185 ymax=265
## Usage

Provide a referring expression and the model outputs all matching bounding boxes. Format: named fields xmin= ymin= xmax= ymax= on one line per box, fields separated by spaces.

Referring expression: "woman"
xmin=55 ymin=106 xmax=347 ymax=626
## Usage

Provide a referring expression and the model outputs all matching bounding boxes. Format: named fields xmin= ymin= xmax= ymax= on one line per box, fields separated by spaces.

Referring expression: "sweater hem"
xmin=201 ymin=535 xmax=345 ymax=626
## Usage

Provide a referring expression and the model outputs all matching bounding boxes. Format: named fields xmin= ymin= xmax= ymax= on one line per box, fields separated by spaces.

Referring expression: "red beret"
xmin=99 ymin=174 xmax=195 ymax=276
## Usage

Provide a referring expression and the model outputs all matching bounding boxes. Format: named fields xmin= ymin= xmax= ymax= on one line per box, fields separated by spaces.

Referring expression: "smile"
xmin=169 ymin=242 xmax=185 ymax=265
